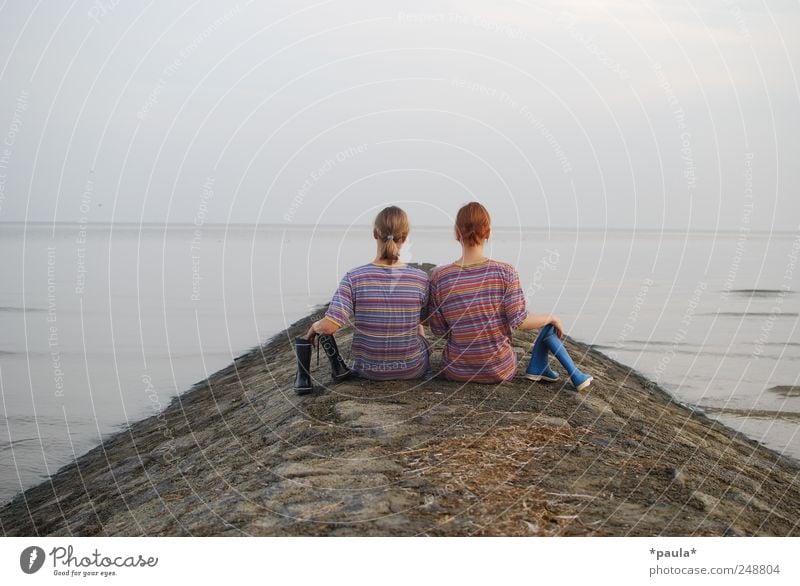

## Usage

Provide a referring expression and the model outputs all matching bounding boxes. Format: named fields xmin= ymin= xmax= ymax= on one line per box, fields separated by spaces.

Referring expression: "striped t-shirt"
xmin=324 ymin=263 xmax=430 ymax=380
xmin=427 ymin=259 xmax=527 ymax=382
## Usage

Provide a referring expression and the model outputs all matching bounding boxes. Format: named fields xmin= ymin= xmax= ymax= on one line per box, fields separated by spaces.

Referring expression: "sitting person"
xmin=294 ymin=206 xmax=430 ymax=394
xmin=426 ymin=201 xmax=592 ymax=390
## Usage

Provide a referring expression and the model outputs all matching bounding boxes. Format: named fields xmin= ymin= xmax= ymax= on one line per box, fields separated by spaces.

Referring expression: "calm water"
xmin=1 ymin=223 xmax=799 ymax=505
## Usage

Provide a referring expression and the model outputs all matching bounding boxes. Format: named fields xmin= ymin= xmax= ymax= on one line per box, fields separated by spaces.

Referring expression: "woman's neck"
xmin=457 ymin=244 xmax=487 ymax=265
xmin=372 ymin=258 xmax=402 ymax=266
xmin=373 ymin=246 xmax=403 ymax=266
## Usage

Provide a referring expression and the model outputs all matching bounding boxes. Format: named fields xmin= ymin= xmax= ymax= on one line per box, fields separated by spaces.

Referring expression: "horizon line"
xmin=0 ymin=221 xmax=797 ymax=237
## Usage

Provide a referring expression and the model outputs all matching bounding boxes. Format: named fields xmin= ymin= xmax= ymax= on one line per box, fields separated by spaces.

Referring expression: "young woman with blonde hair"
xmin=427 ymin=202 xmax=592 ymax=390
xmin=293 ymin=206 xmax=430 ymax=393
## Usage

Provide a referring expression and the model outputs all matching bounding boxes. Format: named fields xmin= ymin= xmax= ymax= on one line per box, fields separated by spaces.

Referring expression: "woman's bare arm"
xmin=305 ymin=316 xmax=341 ymax=345
xmin=517 ymin=312 xmax=564 ymax=339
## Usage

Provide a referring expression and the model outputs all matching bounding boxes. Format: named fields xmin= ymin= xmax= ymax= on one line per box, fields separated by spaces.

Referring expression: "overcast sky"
xmin=0 ymin=0 xmax=798 ymax=230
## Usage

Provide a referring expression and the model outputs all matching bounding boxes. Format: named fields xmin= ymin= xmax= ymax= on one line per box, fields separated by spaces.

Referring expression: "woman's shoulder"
xmin=486 ymin=259 xmax=520 ymax=282
xmin=404 ymin=265 xmax=430 ymax=281
xmin=487 ymin=258 xmax=517 ymax=272
xmin=430 ymin=259 xmax=514 ymax=281
xmin=394 ymin=264 xmax=429 ymax=286
xmin=338 ymin=263 xmax=381 ymax=283
xmin=430 ymin=262 xmax=457 ymax=282
xmin=348 ymin=263 xmax=428 ymax=280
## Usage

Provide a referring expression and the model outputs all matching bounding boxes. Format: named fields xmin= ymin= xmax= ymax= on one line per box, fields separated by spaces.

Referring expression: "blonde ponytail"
xmin=373 ymin=206 xmax=410 ymax=265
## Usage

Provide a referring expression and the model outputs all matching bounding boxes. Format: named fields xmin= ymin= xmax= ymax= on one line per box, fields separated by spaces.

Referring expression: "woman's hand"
xmin=518 ymin=312 xmax=563 ymax=337
xmin=549 ymin=315 xmax=565 ymax=340
xmin=305 ymin=317 xmax=341 ymax=345
xmin=305 ymin=324 xmax=318 ymax=346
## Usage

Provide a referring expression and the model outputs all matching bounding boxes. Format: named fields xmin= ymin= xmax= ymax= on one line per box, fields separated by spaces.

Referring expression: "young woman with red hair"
xmin=426 ymin=202 xmax=592 ymax=389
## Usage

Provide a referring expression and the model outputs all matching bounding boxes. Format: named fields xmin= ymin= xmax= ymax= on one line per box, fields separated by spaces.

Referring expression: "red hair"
xmin=455 ymin=202 xmax=491 ymax=246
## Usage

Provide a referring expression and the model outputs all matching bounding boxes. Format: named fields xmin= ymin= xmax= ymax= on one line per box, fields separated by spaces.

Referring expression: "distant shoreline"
xmin=3 ymin=221 xmax=798 ymax=239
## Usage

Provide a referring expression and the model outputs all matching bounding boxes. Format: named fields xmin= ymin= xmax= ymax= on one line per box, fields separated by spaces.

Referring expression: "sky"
xmin=0 ymin=0 xmax=798 ymax=231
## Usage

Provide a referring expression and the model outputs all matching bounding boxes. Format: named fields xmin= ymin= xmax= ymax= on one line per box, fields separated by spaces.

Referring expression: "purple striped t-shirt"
xmin=427 ymin=259 xmax=527 ymax=382
xmin=324 ymin=263 xmax=430 ymax=380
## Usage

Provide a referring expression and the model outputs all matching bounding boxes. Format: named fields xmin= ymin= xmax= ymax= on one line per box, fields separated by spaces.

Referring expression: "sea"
xmin=1 ymin=222 xmax=798 ymax=505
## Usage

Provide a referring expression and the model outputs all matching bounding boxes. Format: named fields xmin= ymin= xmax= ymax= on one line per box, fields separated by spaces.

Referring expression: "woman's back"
xmin=428 ymin=259 xmax=527 ymax=382
xmin=325 ymin=263 xmax=428 ymax=380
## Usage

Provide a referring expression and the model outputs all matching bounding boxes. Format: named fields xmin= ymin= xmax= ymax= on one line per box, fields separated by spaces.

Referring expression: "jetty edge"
xmin=2 ymin=294 xmax=799 ymax=536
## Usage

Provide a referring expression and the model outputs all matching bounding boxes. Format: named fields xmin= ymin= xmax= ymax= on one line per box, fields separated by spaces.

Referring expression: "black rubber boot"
xmin=293 ymin=337 xmax=314 ymax=395
xmin=318 ymin=334 xmax=352 ymax=382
